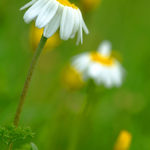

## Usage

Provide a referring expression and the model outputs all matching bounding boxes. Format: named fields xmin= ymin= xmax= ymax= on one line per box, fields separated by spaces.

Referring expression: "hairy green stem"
xmin=8 ymin=35 xmax=47 ymax=150
xmin=14 ymin=35 xmax=47 ymax=127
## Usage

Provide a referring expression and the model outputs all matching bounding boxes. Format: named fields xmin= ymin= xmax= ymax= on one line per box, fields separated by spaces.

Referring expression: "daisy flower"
xmin=20 ymin=0 xmax=89 ymax=45
xmin=71 ymin=41 xmax=125 ymax=88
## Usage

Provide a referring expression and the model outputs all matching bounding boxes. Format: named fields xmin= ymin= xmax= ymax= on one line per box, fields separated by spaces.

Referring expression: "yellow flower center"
xmin=90 ymin=52 xmax=114 ymax=66
xmin=56 ymin=0 xmax=78 ymax=9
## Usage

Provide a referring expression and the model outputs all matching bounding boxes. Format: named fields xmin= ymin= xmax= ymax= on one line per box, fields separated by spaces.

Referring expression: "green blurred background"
xmin=0 ymin=0 xmax=150 ymax=149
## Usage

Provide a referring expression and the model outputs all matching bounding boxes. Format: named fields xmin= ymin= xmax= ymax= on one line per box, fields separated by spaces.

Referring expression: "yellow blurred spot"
xmin=114 ymin=130 xmax=132 ymax=150
xmin=90 ymin=52 xmax=114 ymax=66
xmin=61 ymin=66 xmax=84 ymax=90
xmin=30 ymin=24 xmax=60 ymax=52
xmin=81 ymin=0 xmax=101 ymax=11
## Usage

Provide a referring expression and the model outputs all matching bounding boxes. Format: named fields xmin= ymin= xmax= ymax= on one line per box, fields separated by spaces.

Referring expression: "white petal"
xmin=70 ymin=9 xmax=80 ymax=39
xmin=110 ymin=64 xmax=123 ymax=87
xmin=103 ymin=69 xmax=113 ymax=88
xmin=82 ymin=19 xmax=89 ymax=34
xmin=76 ymin=23 xmax=83 ymax=45
xmin=98 ymin=41 xmax=112 ymax=57
xmin=35 ymin=0 xmax=58 ymax=28
xmin=60 ymin=7 xmax=75 ymax=40
xmin=87 ymin=63 xmax=102 ymax=79
xmin=96 ymin=67 xmax=109 ymax=87
xmin=76 ymin=29 xmax=81 ymax=45
xmin=87 ymin=63 xmax=113 ymax=87
xmin=60 ymin=7 xmax=68 ymax=40
xmin=72 ymin=53 xmax=91 ymax=72
xmin=77 ymin=9 xmax=89 ymax=35
xmin=76 ymin=10 xmax=83 ymax=45
xmin=23 ymin=0 xmax=48 ymax=23
xmin=43 ymin=7 xmax=62 ymax=38
xmin=64 ymin=8 xmax=75 ymax=40
xmin=20 ymin=0 xmax=37 ymax=11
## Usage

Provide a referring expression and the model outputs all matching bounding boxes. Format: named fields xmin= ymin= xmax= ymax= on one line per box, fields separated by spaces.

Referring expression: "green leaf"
xmin=0 ymin=125 xmax=34 ymax=148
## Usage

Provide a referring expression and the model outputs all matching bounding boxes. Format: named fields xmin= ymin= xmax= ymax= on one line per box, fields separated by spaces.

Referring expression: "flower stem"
xmin=14 ymin=35 xmax=47 ymax=127
xmin=68 ymin=99 xmax=88 ymax=150
xmin=68 ymin=81 xmax=97 ymax=150
xmin=8 ymin=144 xmax=13 ymax=150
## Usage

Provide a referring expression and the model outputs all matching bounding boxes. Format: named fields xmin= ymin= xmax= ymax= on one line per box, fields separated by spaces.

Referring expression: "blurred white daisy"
xmin=72 ymin=41 xmax=125 ymax=88
xmin=20 ymin=0 xmax=89 ymax=44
